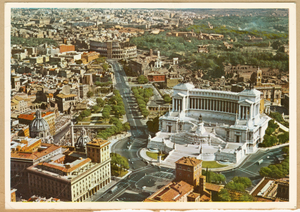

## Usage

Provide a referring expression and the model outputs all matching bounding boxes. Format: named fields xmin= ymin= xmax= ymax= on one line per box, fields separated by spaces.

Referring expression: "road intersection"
xmin=87 ymin=60 xmax=288 ymax=202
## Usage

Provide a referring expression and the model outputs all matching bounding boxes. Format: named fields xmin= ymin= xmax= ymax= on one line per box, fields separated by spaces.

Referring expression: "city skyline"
xmin=5 ymin=3 xmax=297 ymax=210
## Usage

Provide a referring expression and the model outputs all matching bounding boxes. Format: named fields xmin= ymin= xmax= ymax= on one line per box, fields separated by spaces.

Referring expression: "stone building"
xmin=90 ymin=40 xmax=137 ymax=60
xmin=147 ymin=82 xmax=269 ymax=165
xmin=81 ymin=51 xmax=100 ymax=63
xmin=253 ymin=68 xmax=282 ymax=105
xmin=11 ymin=75 xmax=21 ymax=91
xmin=145 ymin=157 xmax=222 ymax=202
xmin=10 ymin=139 xmax=64 ymax=198
xmin=27 ymin=138 xmax=111 ymax=202
xmin=175 ymin=156 xmax=202 ymax=187
xmin=18 ymin=111 xmax=55 ymax=136
xmin=79 ymin=84 xmax=89 ymax=99
xmin=250 ymin=177 xmax=289 ymax=202
xmin=29 ymin=110 xmax=53 ymax=143
xmin=11 ymin=96 xmax=28 ymax=114
xmin=59 ymin=44 xmax=75 ymax=53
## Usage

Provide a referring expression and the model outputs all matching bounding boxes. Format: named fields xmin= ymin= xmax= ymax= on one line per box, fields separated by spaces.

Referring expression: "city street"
xmin=92 ymin=60 xmax=176 ymax=201
xmin=103 ymin=60 xmax=288 ymax=201
xmin=221 ymin=147 xmax=285 ymax=188
xmin=94 ymin=166 xmax=175 ymax=202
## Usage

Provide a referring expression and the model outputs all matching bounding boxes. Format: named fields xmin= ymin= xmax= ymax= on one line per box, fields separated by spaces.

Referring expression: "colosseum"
xmin=90 ymin=40 xmax=137 ymax=60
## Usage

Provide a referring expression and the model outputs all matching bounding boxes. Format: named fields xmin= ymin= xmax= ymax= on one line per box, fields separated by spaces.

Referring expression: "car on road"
xmin=109 ymin=186 xmax=118 ymax=193
xmin=257 ymin=159 xmax=264 ymax=165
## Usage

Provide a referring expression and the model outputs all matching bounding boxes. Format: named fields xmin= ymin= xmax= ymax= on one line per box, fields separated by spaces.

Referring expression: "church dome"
xmin=75 ymin=128 xmax=91 ymax=151
xmin=30 ymin=110 xmax=50 ymax=138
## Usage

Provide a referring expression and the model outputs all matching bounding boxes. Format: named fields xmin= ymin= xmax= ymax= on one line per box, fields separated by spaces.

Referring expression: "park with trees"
xmin=96 ymin=90 xmax=129 ymax=139
xmin=137 ymin=75 xmax=149 ymax=84
xmin=217 ymin=176 xmax=254 ymax=202
xmin=129 ymin=14 xmax=289 ymax=80
xmin=110 ymin=153 xmax=130 ymax=177
xmin=269 ymin=111 xmax=289 ymax=127
xmin=203 ymin=169 xmax=226 ymax=185
xmin=131 ymin=86 xmax=154 ymax=118
xmin=75 ymin=89 xmax=130 ymax=140
xmin=259 ymin=119 xmax=289 ymax=147
xmin=259 ymin=147 xmax=289 ymax=179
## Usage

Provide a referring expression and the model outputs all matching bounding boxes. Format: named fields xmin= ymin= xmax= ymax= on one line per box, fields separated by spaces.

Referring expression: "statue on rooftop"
xmin=198 ymin=114 xmax=203 ymax=123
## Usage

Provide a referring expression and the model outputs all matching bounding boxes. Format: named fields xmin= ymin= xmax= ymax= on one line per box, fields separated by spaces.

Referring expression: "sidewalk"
xmin=108 ymin=132 xmax=131 ymax=150
xmin=274 ymin=120 xmax=289 ymax=132
xmin=261 ymin=142 xmax=289 ymax=151
xmin=138 ymin=145 xmax=288 ymax=172
xmin=83 ymin=179 xmax=119 ymax=202
xmin=139 ymin=148 xmax=158 ymax=162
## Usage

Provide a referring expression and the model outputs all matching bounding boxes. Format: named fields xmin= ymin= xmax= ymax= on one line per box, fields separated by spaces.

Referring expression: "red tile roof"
xmin=11 ymin=144 xmax=61 ymax=161
xmin=38 ymin=158 xmax=91 ymax=173
xmin=205 ymin=183 xmax=224 ymax=192
xmin=145 ymin=181 xmax=193 ymax=202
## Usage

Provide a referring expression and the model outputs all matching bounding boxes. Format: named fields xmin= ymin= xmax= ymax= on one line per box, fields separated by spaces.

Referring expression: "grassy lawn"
xmin=81 ymin=117 xmax=91 ymax=122
xmin=202 ymin=161 xmax=228 ymax=168
xmin=146 ymin=151 xmax=167 ymax=160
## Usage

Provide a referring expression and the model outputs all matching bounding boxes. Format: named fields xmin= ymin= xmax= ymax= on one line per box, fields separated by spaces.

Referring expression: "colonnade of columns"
xmin=239 ymin=106 xmax=251 ymax=120
xmin=173 ymin=99 xmax=183 ymax=112
xmin=189 ymin=98 xmax=238 ymax=114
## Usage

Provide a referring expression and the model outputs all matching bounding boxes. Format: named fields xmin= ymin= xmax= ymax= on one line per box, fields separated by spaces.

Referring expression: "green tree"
xmin=123 ymin=122 xmax=131 ymax=131
xmin=163 ymin=94 xmax=172 ymax=104
xmin=102 ymin=63 xmax=109 ymax=71
xmin=225 ymin=182 xmax=245 ymax=192
xmin=268 ymin=119 xmax=279 ymax=129
xmin=141 ymin=109 xmax=150 ymax=118
xmin=96 ymin=98 xmax=105 ymax=107
xmin=76 ymin=115 xmax=83 ymax=122
xmin=87 ymin=91 xmax=94 ymax=98
xmin=232 ymin=176 xmax=252 ymax=188
xmin=137 ymin=75 xmax=149 ymax=84
xmin=271 ymin=40 xmax=282 ymax=50
xmin=81 ymin=109 xmax=91 ymax=117
xmin=217 ymin=189 xmax=231 ymax=201
xmin=110 ymin=153 xmax=129 ymax=176
xmin=282 ymin=146 xmax=289 ymax=154
xmin=239 ymin=194 xmax=254 ymax=202
xmin=102 ymin=105 xmax=111 ymax=123
xmin=278 ymin=132 xmax=289 ymax=144
xmin=102 ymin=111 xmax=110 ymax=123
xmin=92 ymin=105 xmax=100 ymax=113
xmin=265 ymin=127 xmax=275 ymax=135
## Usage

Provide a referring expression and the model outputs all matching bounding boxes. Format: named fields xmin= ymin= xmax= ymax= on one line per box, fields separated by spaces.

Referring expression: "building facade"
xmin=27 ymin=138 xmax=111 ymax=202
xmin=55 ymin=93 xmax=77 ymax=114
xmin=145 ymin=157 xmax=214 ymax=202
xmin=148 ymin=83 xmax=269 ymax=165
xmin=10 ymin=139 xmax=63 ymax=198
xmin=161 ymin=83 xmax=268 ymax=151
xmin=90 ymin=40 xmax=137 ymax=60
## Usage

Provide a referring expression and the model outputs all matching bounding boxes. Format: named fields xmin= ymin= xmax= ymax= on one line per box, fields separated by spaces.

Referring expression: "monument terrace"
xmin=147 ymin=82 xmax=269 ymax=167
